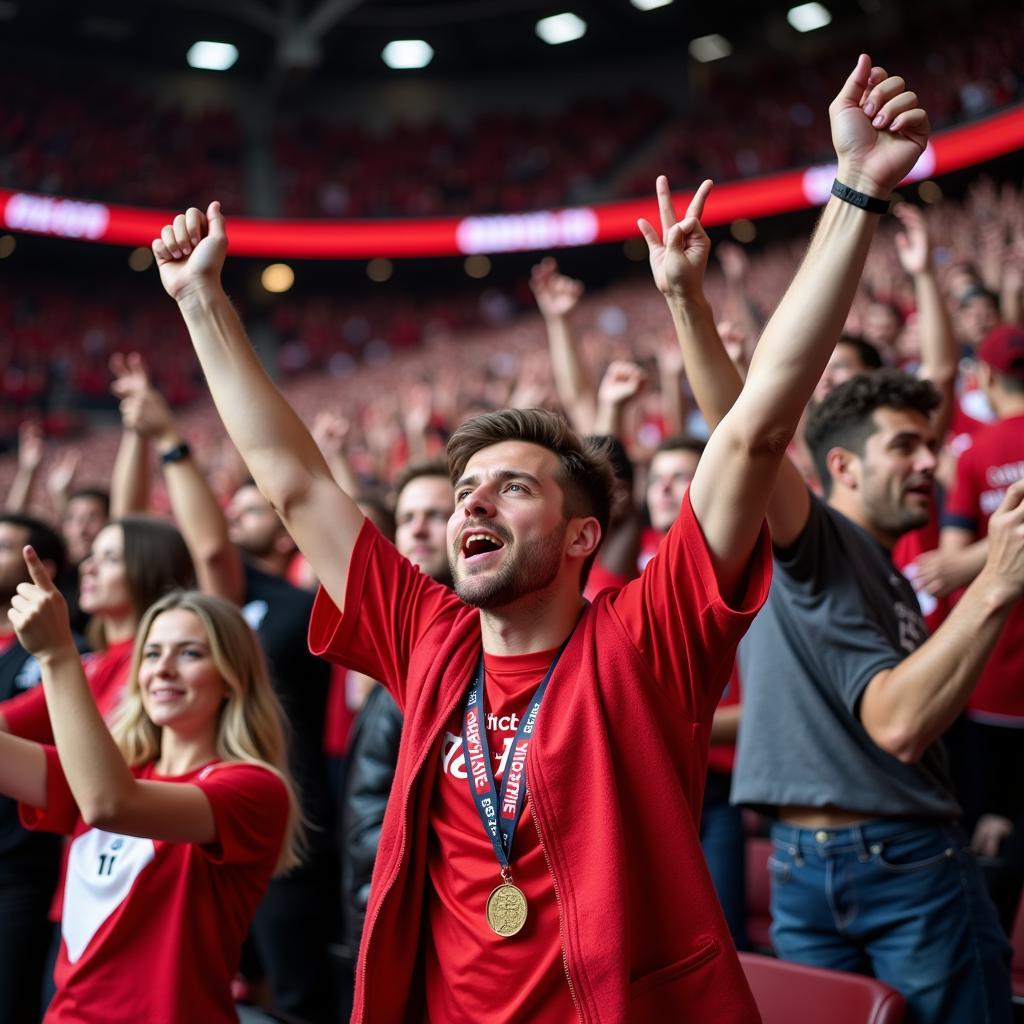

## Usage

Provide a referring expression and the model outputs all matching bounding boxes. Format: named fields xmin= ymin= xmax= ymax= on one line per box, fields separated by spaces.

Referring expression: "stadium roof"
xmin=0 ymin=0 xmax=990 ymax=87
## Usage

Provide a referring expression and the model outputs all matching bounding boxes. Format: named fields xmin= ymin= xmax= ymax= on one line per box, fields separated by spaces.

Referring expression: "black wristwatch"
xmin=160 ymin=442 xmax=192 ymax=465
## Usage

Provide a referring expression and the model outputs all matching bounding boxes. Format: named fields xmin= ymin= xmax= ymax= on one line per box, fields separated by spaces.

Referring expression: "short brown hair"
xmin=392 ymin=458 xmax=451 ymax=506
xmin=446 ymin=408 xmax=614 ymax=587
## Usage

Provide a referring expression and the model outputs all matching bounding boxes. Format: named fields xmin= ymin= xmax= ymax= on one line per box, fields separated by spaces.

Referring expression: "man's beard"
xmin=452 ymin=523 xmax=565 ymax=610
xmin=864 ymin=475 xmax=932 ymax=539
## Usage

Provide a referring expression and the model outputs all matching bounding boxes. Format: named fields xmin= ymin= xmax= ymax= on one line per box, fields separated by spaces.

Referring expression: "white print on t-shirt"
xmin=13 ymin=655 xmax=42 ymax=691
xmin=241 ymin=600 xmax=270 ymax=632
xmin=441 ymin=725 xmax=519 ymax=780
xmin=979 ymin=460 xmax=1024 ymax=516
xmin=894 ymin=601 xmax=928 ymax=655
xmin=63 ymin=830 xmax=155 ymax=963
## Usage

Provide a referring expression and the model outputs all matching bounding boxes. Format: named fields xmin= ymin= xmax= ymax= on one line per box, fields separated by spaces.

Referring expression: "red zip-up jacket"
xmin=310 ymin=493 xmax=770 ymax=1022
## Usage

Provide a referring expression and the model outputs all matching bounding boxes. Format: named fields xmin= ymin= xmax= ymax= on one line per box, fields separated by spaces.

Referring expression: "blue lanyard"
xmin=460 ymin=632 xmax=573 ymax=873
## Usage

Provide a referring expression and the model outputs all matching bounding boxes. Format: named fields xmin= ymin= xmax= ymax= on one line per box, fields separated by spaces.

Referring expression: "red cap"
xmin=979 ymin=324 xmax=1024 ymax=380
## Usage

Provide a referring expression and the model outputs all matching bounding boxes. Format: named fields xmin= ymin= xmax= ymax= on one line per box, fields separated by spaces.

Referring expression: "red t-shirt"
xmin=322 ymin=664 xmax=357 ymax=757
xmin=309 ymin=492 xmax=772 ymax=1022
xmin=21 ymin=753 xmax=288 ymax=1024
xmin=943 ymin=413 xmax=1024 ymax=721
xmin=426 ymin=647 xmax=574 ymax=1023
xmin=706 ymin=665 xmax=741 ymax=776
xmin=948 ymin=373 xmax=996 ymax=458
xmin=2 ymin=638 xmax=134 ymax=742
xmin=0 ymin=631 xmax=17 ymax=657
xmin=582 ymin=560 xmax=631 ymax=601
xmin=640 ymin=527 xmax=741 ymax=775
xmin=892 ymin=516 xmax=951 ymax=634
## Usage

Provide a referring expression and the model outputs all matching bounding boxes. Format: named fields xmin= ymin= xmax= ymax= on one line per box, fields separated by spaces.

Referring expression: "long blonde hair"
xmin=109 ymin=590 xmax=302 ymax=873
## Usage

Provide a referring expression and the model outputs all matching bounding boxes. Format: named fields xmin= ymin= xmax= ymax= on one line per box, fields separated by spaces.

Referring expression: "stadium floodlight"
xmin=535 ymin=12 xmax=587 ymax=45
xmin=186 ymin=41 xmax=239 ymax=71
xmin=381 ymin=39 xmax=434 ymax=69
xmin=787 ymin=2 xmax=832 ymax=32
xmin=630 ymin=0 xmax=673 ymax=9
xmin=688 ymin=34 xmax=732 ymax=62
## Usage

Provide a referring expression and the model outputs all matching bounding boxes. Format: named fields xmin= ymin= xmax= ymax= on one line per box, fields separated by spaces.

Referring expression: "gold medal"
xmin=486 ymin=882 xmax=528 ymax=937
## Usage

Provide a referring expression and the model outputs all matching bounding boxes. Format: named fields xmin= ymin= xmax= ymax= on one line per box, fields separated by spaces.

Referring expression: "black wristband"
xmin=160 ymin=442 xmax=191 ymax=465
xmin=831 ymin=179 xmax=890 ymax=215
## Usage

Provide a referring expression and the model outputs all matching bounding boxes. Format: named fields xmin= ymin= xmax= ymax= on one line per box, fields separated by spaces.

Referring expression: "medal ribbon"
xmin=460 ymin=631 xmax=574 ymax=874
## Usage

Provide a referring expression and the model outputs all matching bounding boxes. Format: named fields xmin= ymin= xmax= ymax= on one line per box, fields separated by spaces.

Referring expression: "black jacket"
xmin=341 ymin=684 xmax=402 ymax=953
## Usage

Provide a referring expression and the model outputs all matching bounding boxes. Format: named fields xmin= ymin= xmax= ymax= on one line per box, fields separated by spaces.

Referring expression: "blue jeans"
xmin=769 ymin=820 xmax=1012 ymax=1024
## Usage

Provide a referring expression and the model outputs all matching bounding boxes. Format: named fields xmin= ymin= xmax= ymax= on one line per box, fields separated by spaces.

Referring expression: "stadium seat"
xmin=745 ymin=836 xmax=774 ymax=953
xmin=738 ymin=953 xmax=906 ymax=1024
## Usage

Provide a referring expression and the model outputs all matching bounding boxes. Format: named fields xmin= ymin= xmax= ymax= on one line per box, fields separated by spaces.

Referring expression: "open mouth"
xmin=460 ymin=531 xmax=506 ymax=562
xmin=904 ymin=481 xmax=933 ymax=499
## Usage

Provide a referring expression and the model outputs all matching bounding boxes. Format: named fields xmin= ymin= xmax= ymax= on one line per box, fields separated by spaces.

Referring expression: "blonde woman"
xmin=2 ymin=546 xmax=300 ymax=1024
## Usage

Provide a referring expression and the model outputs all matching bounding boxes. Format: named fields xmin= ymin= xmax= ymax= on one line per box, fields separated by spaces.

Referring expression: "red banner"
xmin=3 ymin=106 xmax=1022 ymax=260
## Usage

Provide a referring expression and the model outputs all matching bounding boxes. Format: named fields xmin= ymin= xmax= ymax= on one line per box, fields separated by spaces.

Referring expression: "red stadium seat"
xmin=738 ymin=952 xmax=906 ymax=1024
xmin=745 ymin=836 xmax=774 ymax=953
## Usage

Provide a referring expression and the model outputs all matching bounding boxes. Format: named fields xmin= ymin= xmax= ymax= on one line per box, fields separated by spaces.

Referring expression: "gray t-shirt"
xmin=732 ymin=495 xmax=960 ymax=820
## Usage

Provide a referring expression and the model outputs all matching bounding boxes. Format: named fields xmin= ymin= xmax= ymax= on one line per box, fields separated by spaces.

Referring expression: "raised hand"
xmin=893 ymin=203 xmax=932 ymax=277
xmin=311 ymin=410 xmax=351 ymax=458
xmin=829 ymin=54 xmax=929 ymax=198
xmin=597 ymin=361 xmax=648 ymax=409
xmin=110 ymin=352 xmax=176 ymax=442
xmin=46 ymin=448 xmax=80 ymax=501
xmin=637 ymin=177 xmax=713 ymax=302
xmin=981 ymin=479 xmax=1024 ymax=603
xmin=152 ymin=201 xmax=228 ymax=304
xmin=16 ymin=421 xmax=44 ymax=474
xmin=9 ymin=545 xmax=75 ymax=661
xmin=530 ymin=258 xmax=584 ymax=320
xmin=716 ymin=241 xmax=749 ymax=285
xmin=403 ymin=383 xmax=434 ymax=438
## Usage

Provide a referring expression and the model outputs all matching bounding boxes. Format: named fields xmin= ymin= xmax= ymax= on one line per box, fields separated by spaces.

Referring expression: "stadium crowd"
xmin=0 ymin=4 xmax=1021 ymax=219
xmin=0 ymin=43 xmax=1022 ymax=1024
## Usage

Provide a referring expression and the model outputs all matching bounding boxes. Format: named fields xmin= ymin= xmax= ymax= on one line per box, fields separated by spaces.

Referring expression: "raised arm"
xmin=716 ymin=240 xmax=764 ymax=351
xmin=311 ymin=411 xmax=362 ymax=497
xmin=113 ymin=352 xmax=244 ymax=605
xmin=640 ymin=56 xmax=929 ymax=596
xmin=153 ymin=204 xmax=364 ymax=612
xmin=641 ymin=180 xmax=812 ymax=548
xmin=9 ymin=546 xmax=218 ymax=842
xmin=5 ymin=421 xmax=44 ymax=513
xmin=592 ymin=361 xmax=647 ymax=440
xmin=859 ymin=481 xmax=1024 ymax=762
xmin=44 ymin=449 xmax=80 ymax=520
xmin=529 ymin=258 xmax=596 ymax=433
xmin=892 ymin=203 xmax=958 ymax=436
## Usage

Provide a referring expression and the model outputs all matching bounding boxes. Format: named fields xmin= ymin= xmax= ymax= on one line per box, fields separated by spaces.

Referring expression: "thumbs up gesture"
xmin=8 ymin=547 xmax=76 ymax=662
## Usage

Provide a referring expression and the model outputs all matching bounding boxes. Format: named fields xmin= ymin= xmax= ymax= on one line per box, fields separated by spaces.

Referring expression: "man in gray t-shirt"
xmin=669 ymin=234 xmax=1023 ymax=1018
xmin=734 ymin=493 xmax=956 ymax=819
xmin=727 ymin=371 xmax=1021 ymax=1024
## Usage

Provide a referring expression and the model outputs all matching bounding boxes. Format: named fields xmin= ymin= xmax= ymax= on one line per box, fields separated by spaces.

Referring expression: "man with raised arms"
xmin=153 ymin=57 xmax=928 ymax=1022
xmin=649 ymin=90 xmax=1017 ymax=1024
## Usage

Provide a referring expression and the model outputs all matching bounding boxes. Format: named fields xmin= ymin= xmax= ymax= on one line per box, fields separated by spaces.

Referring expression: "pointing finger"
xmin=22 ymin=546 xmax=54 ymax=592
